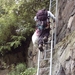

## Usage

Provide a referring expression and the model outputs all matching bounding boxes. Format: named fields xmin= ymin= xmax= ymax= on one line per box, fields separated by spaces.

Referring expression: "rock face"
xmin=52 ymin=31 xmax=75 ymax=75
xmin=57 ymin=0 xmax=75 ymax=42
xmin=52 ymin=0 xmax=75 ymax=75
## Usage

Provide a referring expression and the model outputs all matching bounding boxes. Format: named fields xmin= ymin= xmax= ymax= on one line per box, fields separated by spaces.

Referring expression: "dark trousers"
xmin=38 ymin=28 xmax=50 ymax=45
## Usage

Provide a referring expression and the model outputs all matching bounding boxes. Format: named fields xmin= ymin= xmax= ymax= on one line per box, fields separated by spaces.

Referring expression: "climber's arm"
xmin=47 ymin=11 xmax=56 ymax=22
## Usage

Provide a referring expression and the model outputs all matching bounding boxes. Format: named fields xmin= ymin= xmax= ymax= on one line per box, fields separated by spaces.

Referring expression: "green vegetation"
xmin=7 ymin=63 xmax=36 ymax=75
xmin=0 ymin=0 xmax=50 ymax=74
xmin=0 ymin=0 xmax=49 ymax=54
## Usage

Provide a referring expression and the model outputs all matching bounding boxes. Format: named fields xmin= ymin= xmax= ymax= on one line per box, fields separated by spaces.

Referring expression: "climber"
xmin=32 ymin=8 xmax=56 ymax=51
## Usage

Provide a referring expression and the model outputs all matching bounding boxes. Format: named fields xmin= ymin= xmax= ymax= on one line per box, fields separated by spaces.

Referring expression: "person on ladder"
xmin=32 ymin=8 xmax=56 ymax=52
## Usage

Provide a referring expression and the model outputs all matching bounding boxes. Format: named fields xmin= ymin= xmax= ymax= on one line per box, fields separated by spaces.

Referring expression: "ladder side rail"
xmin=51 ymin=0 xmax=57 ymax=46
xmin=49 ymin=40 xmax=53 ymax=75
xmin=37 ymin=50 xmax=41 ymax=75
xmin=49 ymin=0 xmax=57 ymax=75
xmin=49 ymin=0 xmax=52 ymax=11
xmin=54 ymin=0 xmax=58 ymax=46
xmin=49 ymin=0 xmax=54 ymax=75
xmin=49 ymin=21 xmax=54 ymax=75
xmin=44 ymin=48 xmax=47 ymax=59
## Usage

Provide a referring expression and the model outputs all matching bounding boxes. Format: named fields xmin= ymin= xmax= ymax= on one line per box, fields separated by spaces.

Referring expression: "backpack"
xmin=36 ymin=9 xmax=48 ymax=21
xmin=36 ymin=9 xmax=48 ymax=35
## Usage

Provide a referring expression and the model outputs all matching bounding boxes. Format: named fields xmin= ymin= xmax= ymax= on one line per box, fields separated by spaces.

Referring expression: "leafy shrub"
xmin=7 ymin=63 xmax=36 ymax=75
xmin=7 ymin=63 xmax=26 ymax=75
xmin=20 ymin=67 xmax=37 ymax=75
xmin=15 ymin=63 xmax=26 ymax=73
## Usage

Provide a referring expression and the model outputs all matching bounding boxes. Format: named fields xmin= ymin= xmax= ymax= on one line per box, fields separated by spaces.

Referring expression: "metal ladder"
xmin=36 ymin=0 xmax=58 ymax=75
xmin=36 ymin=23 xmax=55 ymax=75
xmin=36 ymin=41 xmax=52 ymax=75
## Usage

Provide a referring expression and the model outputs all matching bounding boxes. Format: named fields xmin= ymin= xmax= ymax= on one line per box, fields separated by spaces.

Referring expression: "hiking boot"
xmin=43 ymin=36 xmax=48 ymax=44
xmin=38 ymin=44 xmax=44 ymax=52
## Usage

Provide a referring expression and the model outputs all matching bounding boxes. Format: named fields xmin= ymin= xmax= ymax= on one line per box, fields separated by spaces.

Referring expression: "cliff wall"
xmin=52 ymin=0 xmax=75 ymax=75
xmin=57 ymin=0 xmax=75 ymax=42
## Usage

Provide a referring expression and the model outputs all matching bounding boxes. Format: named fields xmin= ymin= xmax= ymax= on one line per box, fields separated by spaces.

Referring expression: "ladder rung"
xmin=51 ymin=0 xmax=56 ymax=3
xmin=45 ymin=48 xmax=54 ymax=51
xmin=45 ymin=49 xmax=51 ymax=52
xmin=44 ymin=41 xmax=51 ymax=44
xmin=52 ymin=3 xmax=56 ymax=8
xmin=40 ymin=57 xmax=50 ymax=60
xmin=43 ymin=58 xmax=50 ymax=60
xmin=40 ymin=67 xmax=50 ymax=70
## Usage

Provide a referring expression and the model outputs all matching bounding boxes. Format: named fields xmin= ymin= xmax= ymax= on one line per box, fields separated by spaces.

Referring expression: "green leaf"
xmin=10 ymin=41 xmax=21 ymax=48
